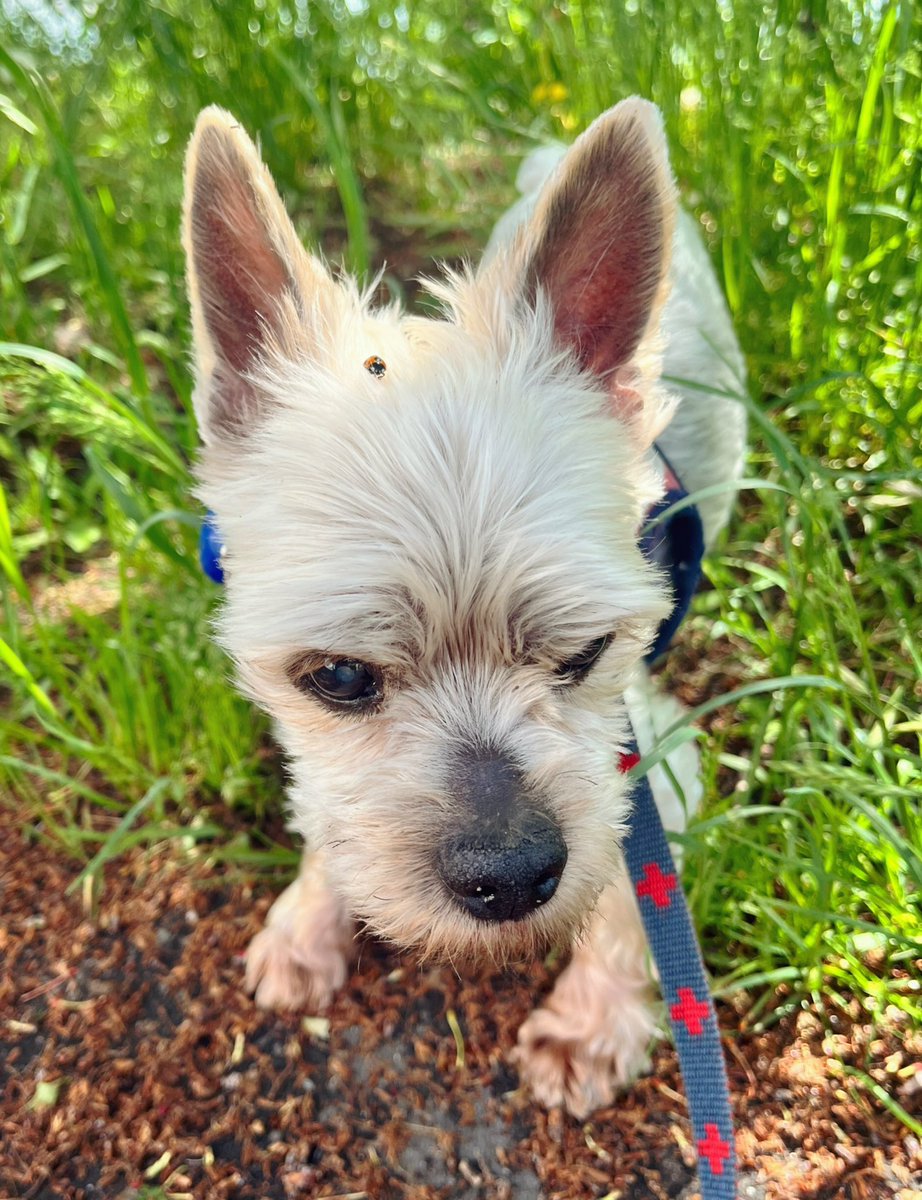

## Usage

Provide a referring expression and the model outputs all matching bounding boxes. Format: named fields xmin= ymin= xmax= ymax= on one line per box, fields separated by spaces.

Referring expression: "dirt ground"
xmin=1 ymin=823 xmax=919 ymax=1200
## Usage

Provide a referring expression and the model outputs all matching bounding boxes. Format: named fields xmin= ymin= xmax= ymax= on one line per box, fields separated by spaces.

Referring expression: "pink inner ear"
xmin=191 ymin=141 xmax=293 ymax=374
xmin=523 ymin=108 xmax=672 ymax=389
xmin=552 ymin=201 xmax=667 ymax=376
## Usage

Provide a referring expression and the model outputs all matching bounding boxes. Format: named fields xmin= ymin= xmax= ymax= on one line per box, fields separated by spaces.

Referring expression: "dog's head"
xmin=183 ymin=100 xmax=678 ymax=961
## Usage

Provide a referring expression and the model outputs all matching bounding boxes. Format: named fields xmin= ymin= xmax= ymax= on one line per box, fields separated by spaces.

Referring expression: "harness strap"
xmin=641 ymin=445 xmax=705 ymax=663
xmin=619 ymin=742 xmax=736 ymax=1197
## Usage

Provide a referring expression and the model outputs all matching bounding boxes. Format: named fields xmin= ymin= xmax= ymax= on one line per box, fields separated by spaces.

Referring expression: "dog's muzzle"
xmin=437 ymin=749 xmax=567 ymax=922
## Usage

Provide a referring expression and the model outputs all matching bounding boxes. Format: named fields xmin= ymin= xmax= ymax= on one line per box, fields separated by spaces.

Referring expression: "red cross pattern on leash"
xmin=670 ymin=987 xmax=711 ymax=1036
xmin=617 ymin=750 xmax=641 ymax=773
xmin=697 ymin=1123 xmax=732 ymax=1175
xmin=636 ymin=861 xmax=677 ymax=908
xmin=616 ymin=730 xmax=736 ymax=1197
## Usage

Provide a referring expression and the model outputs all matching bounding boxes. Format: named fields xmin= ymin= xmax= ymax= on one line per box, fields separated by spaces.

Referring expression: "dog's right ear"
xmin=183 ymin=107 xmax=332 ymax=442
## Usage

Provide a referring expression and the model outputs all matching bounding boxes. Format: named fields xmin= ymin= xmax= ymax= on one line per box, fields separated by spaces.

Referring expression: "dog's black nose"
xmin=436 ymin=808 xmax=567 ymax=923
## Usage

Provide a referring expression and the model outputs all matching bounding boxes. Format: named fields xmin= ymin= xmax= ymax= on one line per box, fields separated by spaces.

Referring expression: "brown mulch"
xmin=1 ymin=826 xmax=919 ymax=1200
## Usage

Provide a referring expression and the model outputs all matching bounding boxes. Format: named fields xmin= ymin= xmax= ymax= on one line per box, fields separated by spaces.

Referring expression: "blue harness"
xmin=199 ymin=452 xmax=735 ymax=1197
xmin=200 ymin=511 xmax=226 ymax=585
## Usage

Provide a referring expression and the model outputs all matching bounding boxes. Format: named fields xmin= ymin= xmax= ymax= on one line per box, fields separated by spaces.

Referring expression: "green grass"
xmin=1 ymin=0 xmax=919 ymax=1062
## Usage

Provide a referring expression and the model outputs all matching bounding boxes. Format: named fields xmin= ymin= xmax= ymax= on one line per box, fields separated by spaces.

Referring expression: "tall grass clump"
xmin=1 ymin=0 xmax=919 ymax=1036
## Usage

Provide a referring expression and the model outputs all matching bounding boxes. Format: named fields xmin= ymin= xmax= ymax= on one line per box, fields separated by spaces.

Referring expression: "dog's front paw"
xmin=245 ymin=921 xmax=350 ymax=1010
xmin=512 ymin=876 xmax=659 ymax=1118
xmin=245 ymin=851 xmax=354 ymax=1011
xmin=513 ymin=987 xmax=656 ymax=1118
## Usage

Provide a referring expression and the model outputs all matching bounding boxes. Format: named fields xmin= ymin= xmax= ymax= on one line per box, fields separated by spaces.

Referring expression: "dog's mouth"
xmin=321 ymin=747 xmax=622 ymax=964
xmin=346 ymin=836 xmax=594 ymax=969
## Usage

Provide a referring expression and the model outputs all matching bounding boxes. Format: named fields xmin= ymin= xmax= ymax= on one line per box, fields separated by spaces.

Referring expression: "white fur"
xmin=206 ymin=294 xmax=672 ymax=962
xmin=182 ymin=99 xmax=747 ymax=1115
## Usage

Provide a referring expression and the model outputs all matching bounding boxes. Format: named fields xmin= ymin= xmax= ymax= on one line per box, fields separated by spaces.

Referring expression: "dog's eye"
xmin=554 ymin=634 xmax=612 ymax=685
xmin=295 ymin=658 xmax=382 ymax=710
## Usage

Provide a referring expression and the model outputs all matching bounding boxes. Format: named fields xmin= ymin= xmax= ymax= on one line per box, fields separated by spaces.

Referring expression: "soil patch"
xmin=1 ymin=827 xmax=918 ymax=1199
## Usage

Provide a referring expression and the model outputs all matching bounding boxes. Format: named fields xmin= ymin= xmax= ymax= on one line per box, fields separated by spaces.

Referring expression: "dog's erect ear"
xmin=183 ymin=107 xmax=331 ymax=441
xmin=517 ymin=99 xmax=677 ymax=434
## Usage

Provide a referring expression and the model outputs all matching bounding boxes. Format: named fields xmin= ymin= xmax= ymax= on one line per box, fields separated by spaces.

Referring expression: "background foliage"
xmin=1 ymin=0 xmax=919 ymax=1053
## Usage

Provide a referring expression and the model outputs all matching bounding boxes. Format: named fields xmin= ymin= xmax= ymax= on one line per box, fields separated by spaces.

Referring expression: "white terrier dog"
xmin=183 ymin=98 xmax=746 ymax=1118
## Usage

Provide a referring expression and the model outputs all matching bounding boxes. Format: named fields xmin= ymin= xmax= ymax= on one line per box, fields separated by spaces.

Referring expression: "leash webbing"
xmin=619 ymin=741 xmax=736 ymax=1198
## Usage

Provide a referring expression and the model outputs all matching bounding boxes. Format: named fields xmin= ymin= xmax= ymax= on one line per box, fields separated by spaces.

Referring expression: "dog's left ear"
xmin=507 ymin=99 xmax=678 ymax=444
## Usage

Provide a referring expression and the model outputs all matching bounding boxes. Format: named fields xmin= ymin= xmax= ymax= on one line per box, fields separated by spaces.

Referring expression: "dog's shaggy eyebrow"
xmin=289 ymin=589 xmax=428 ymax=668
xmin=325 ymin=588 xmax=634 ymax=671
